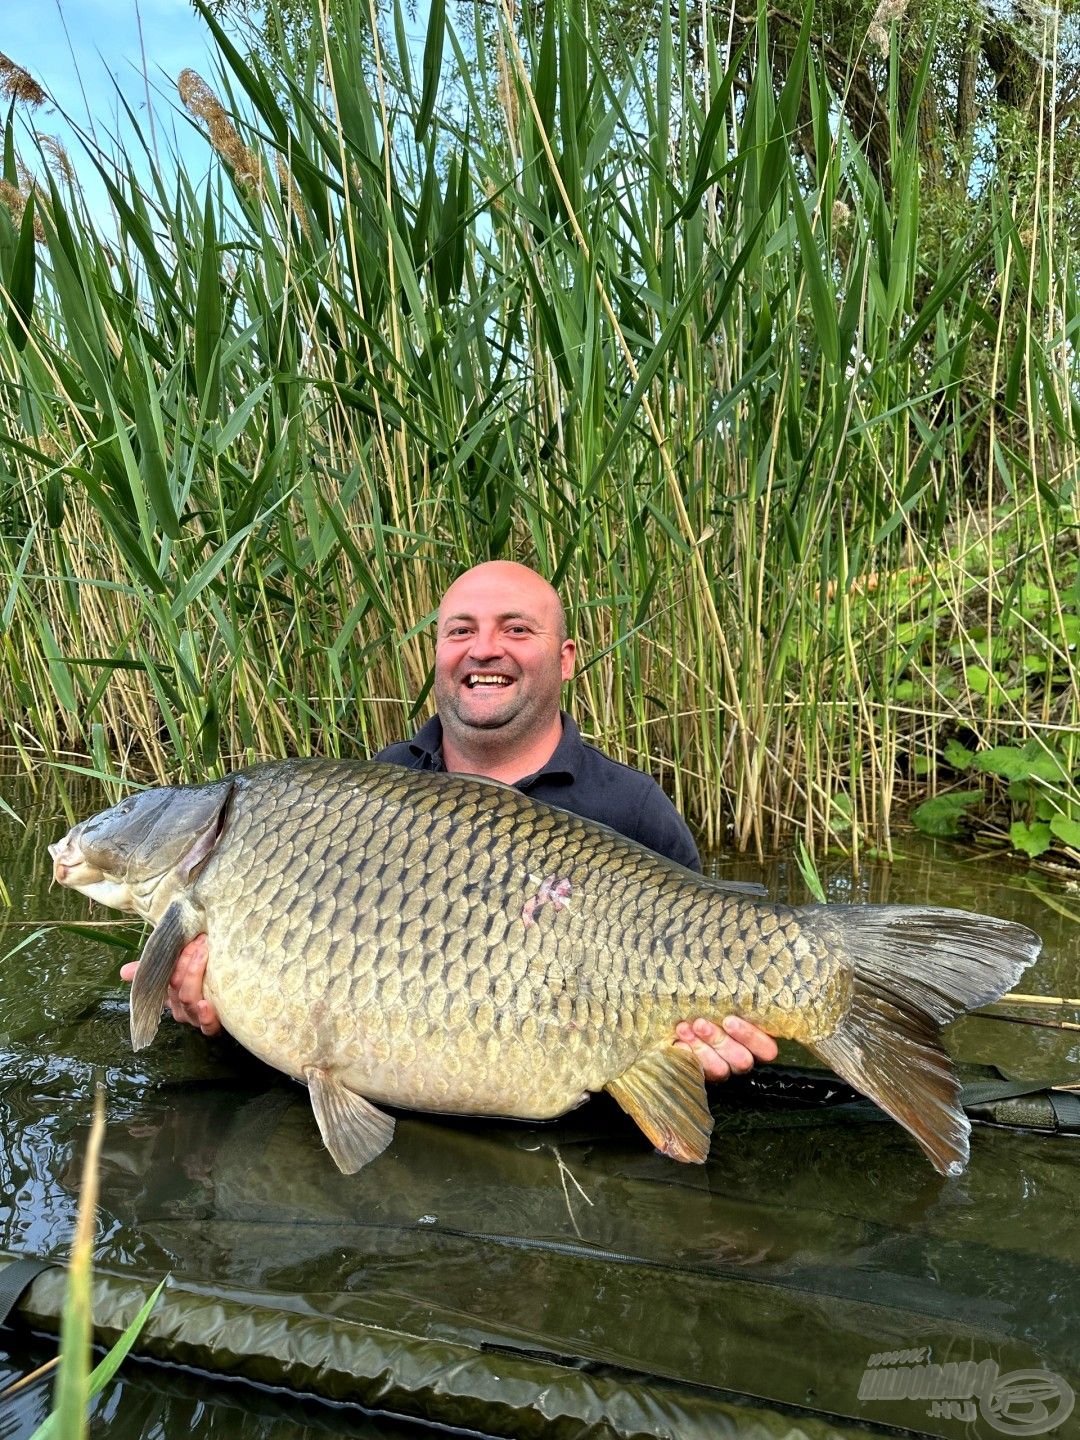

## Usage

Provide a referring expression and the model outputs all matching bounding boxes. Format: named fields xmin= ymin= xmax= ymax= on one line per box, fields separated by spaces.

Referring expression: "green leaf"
xmin=129 ymin=344 xmax=181 ymax=539
xmin=415 ymin=0 xmax=446 ymax=140
xmin=1009 ymin=821 xmax=1052 ymax=858
xmin=1049 ymin=814 xmax=1080 ymax=850
xmin=943 ymin=738 xmax=975 ymax=771
xmin=534 ymin=0 xmax=557 ymax=139
xmin=790 ymin=182 xmax=839 ymax=369
xmin=974 ymin=744 xmax=1069 ymax=784
xmin=168 ymin=524 xmax=254 ymax=621
xmin=6 ymin=190 xmax=37 ymax=350
xmin=911 ymin=791 xmax=981 ymax=837
xmin=194 ymin=192 xmax=223 ymax=422
xmin=795 ymin=838 xmax=827 ymax=903
xmin=966 ymin=666 xmax=990 ymax=694
xmin=677 ymin=31 xmax=751 ymax=218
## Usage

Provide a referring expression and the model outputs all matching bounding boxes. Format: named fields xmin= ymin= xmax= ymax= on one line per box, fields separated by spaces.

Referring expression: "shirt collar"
xmin=407 ymin=711 xmax=584 ymax=787
xmin=407 ymin=715 xmax=447 ymax=769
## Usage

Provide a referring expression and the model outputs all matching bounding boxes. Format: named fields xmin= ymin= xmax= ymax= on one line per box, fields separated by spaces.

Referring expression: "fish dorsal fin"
xmin=129 ymin=898 xmax=202 ymax=1050
xmin=305 ymin=1066 xmax=396 ymax=1174
xmin=605 ymin=1045 xmax=714 ymax=1163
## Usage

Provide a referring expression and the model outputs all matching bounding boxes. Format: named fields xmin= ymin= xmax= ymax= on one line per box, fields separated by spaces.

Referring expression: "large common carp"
xmin=50 ymin=760 xmax=1040 ymax=1176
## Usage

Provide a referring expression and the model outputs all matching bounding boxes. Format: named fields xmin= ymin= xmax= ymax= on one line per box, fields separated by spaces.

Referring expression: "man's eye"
xmin=506 ymin=626 xmax=529 ymax=635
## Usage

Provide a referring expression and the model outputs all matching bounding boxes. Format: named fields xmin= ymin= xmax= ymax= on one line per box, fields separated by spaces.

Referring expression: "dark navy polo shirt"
xmin=373 ymin=712 xmax=702 ymax=872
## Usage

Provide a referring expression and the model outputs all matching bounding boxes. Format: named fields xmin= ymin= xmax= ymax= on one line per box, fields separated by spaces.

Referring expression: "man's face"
xmin=433 ymin=566 xmax=575 ymax=747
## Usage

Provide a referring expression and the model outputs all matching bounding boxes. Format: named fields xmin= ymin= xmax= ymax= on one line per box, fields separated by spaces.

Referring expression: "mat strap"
xmin=0 ymin=1257 xmax=55 ymax=1330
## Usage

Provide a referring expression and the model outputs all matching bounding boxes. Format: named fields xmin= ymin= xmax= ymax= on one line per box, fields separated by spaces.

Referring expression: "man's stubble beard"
xmin=435 ymin=666 xmax=563 ymax=749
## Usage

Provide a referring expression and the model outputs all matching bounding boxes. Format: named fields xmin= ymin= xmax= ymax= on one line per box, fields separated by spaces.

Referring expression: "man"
xmin=122 ymin=561 xmax=777 ymax=1083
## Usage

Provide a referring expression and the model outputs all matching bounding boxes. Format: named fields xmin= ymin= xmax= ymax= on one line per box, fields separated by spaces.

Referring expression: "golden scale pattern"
xmin=198 ymin=760 xmax=843 ymax=1118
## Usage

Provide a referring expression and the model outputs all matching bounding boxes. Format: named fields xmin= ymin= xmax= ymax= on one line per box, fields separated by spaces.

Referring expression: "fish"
xmin=49 ymin=759 xmax=1040 ymax=1176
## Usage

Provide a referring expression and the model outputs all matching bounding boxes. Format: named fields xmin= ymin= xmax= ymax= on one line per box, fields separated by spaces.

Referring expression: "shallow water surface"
xmin=0 ymin=765 xmax=1078 ymax=1439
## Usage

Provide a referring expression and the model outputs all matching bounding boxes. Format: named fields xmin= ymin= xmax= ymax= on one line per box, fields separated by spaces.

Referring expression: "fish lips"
xmin=49 ymin=826 xmax=97 ymax=886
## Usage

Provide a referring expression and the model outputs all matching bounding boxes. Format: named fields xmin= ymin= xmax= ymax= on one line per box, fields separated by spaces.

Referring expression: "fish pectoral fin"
xmin=129 ymin=899 xmax=200 ymax=1051
xmin=305 ymin=1067 xmax=395 ymax=1175
xmin=604 ymin=1045 xmax=713 ymax=1164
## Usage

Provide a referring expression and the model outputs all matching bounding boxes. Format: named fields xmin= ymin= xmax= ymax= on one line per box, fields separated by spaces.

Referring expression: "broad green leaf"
xmin=1049 ymin=814 xmax=1080 ymax=850
xmin=943 ymin=738 xmax=976 ymax=771
xmin=974 ymin=744 xmax=1069 ymax=784
xmin=1010 ymin=821 xmax=1052 ymax=858
xmin=911 ymin=791 xmax=981 ymax=838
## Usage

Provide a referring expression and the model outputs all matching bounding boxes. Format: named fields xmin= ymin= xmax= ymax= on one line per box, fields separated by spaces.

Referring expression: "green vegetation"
xmin=1 ymin=1091 xmax=164 ymax=1438
xmin=0 ymin=0 xmax=1077 ymax=864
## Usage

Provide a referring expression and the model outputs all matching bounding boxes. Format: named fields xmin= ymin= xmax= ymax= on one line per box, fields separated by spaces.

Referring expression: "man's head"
xmin=433 ymin=561 xmax=574 ymax=764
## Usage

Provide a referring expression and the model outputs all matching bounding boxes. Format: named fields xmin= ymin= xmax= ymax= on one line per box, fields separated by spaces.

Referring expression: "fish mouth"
xmin=49 ymin=829 xmax=104 ymax=888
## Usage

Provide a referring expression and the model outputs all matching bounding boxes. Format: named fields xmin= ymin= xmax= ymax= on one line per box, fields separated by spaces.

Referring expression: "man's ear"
xmin=560 ymin=639 xmax=576 ymax=681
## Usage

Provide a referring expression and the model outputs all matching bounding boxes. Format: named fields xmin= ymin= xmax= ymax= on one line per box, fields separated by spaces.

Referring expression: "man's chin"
xmin=457 ymin=712 xmax=515 ymax=731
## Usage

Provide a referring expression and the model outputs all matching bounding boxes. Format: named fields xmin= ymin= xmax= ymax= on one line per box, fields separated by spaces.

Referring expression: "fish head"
xmin=50 ymin=779 xmax=234 ymax=922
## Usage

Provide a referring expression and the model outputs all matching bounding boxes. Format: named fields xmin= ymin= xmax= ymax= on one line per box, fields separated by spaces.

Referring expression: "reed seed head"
xmin=0 ymin=178 xmax=45 ymax=241
xmin=867 ymin=0 xmax=908 ymax=58
xmin=0 ymin=53 xmax=47 ymax=108
xmin=178 ymin=68 xmax=262 ymax=190
xmin=38 ymin=135 xmax=75 ymax=185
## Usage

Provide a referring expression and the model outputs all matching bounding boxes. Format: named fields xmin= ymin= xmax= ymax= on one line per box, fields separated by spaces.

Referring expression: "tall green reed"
xmin=0 ymin=0 xmax=1077 ymax=859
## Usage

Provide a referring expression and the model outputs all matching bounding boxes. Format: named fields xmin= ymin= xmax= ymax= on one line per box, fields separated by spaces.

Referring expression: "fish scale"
xmin=201 ymin=763 xmax=801 ymax=1109
xmin=50 ymin=757 xmax=1042 ymax=1176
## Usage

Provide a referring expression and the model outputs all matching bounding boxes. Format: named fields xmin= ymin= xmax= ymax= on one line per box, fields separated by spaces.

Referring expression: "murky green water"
xmin=1 ymin=766 xmax=1078 ymax=1439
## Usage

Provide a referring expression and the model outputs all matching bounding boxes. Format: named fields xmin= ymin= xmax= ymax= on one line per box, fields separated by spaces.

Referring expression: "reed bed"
xmin=0 ymin=0 xmax=1077 ymax=859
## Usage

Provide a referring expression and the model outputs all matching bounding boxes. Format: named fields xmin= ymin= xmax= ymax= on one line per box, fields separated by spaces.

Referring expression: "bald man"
xmin=125 ymin=562 xmax=777 ymax=1083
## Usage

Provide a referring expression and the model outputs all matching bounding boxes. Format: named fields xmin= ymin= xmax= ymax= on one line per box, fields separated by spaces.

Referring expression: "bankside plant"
xmin=0 ymin=0 xmax=1077 ymax=863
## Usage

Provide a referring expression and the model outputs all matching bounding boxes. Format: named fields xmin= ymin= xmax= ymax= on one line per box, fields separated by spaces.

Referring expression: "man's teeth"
xmin=467 ymin=675 xmax=512 ymax=687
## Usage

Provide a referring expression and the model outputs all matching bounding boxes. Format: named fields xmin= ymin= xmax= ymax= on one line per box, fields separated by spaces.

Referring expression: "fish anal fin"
xmin=130 ymin=900 xmax=200 ymax=1051
xmin=605 ymin=1044 xmax=713 ymax=1163
xmin=305 ymin=1066 xmax=395 ymax=1174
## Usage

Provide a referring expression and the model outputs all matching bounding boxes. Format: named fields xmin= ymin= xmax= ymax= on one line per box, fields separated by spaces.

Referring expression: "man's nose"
xmin=468 ymin=624 xmax=505 ymax=660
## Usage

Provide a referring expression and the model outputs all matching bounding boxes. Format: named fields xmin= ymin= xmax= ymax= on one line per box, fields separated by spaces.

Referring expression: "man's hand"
xmin=119 ymin=933 xmax=222 ymax=1036
xmin=675 ymin=1016 xmax=778 ymax=1082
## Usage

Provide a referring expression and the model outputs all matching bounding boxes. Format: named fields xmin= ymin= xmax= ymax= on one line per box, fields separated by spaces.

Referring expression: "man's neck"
xmin=441 ymin=714 xmax=564 ymax=784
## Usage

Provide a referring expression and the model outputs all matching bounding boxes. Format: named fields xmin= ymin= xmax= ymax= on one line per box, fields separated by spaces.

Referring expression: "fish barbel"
xmin=49 ymin=760 xmax=1040 ymax=1175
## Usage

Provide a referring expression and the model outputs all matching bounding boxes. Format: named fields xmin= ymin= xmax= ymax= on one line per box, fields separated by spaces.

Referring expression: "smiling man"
xmin=125 ymin=561 xmax=777 ymax=1083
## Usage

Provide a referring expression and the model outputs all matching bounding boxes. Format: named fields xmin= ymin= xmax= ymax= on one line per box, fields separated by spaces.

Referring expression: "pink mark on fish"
xmin=521 ymin=875 xmax=573 ymax=928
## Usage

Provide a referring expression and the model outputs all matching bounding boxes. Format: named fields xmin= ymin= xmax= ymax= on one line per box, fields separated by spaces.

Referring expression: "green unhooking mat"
xmin=1 ymin=1036 xmax=1078 ymax=1439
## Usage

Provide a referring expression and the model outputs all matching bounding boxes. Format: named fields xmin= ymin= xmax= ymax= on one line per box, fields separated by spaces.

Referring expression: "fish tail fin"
xmin=804 ymin=907 xmax=1041 ymax=1176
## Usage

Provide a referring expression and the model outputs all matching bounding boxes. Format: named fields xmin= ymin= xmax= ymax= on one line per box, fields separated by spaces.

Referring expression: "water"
xmin=1 ymin=765 xmax=1078 ymax=1439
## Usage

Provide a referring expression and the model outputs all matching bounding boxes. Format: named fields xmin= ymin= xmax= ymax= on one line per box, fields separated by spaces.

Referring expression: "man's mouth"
xmin=464 ymin=674 xmax=514 ymax=689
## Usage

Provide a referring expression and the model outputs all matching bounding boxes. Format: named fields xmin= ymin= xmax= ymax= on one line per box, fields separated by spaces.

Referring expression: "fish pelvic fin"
xmin=129 ymin=898 xmax=202 ymax=1050
xmin=305 ymin=1066 xmax=395 ymax=1174
xmin=805 ymin=906 xmax=1041 ymax=1177
xmin=605 ymin=1044 xmax=714 ymax=1163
